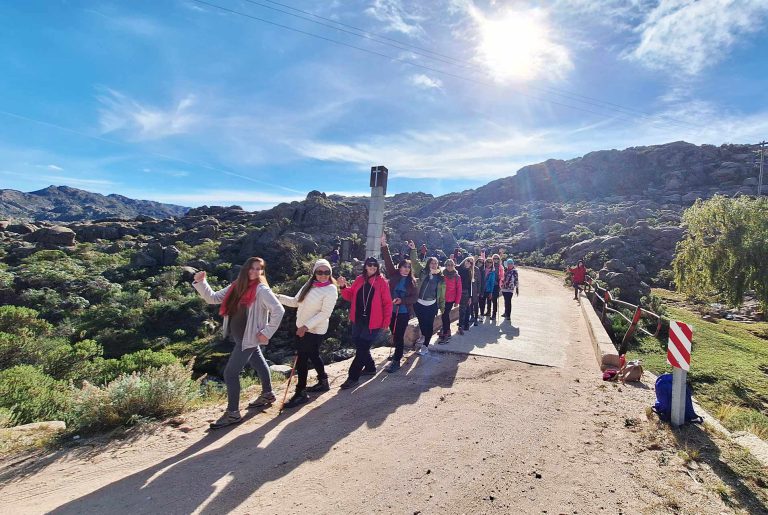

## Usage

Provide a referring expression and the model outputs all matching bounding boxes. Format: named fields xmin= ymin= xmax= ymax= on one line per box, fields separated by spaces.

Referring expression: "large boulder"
xmin=597 ymin=263 xmax=650 ymax=304
xmin=130 ymin=243 xmax=181 ymax=268
xmin=23 ymin=226 xmax=76 ymax=247
xmin=7 ymin=223 xmax=38 ymax=235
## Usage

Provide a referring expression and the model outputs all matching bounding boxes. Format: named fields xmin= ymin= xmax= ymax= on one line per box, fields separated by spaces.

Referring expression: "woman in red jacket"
xmin=567 ymin=260 xmax=589 ymax=300
xmin=439 ymin=258 xmax=462 ymax=342
xmin=337 ymin=256 xmax=393 ymax=389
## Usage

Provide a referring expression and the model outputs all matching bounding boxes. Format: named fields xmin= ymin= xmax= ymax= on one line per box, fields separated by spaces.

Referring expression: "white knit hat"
xmin=312 ymin=259 xmax=332 ymax=274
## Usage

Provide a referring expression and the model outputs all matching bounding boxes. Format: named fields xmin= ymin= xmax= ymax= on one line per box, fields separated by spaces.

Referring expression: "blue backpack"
xmin=652 ymin=373 xmax=703 ymax=424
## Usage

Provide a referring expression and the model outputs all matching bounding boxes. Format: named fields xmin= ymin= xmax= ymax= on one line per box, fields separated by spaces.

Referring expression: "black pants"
xmin=502 ymin=291 xmax=514 ymax=318
xmin=295 ymin=332 xmax=326 ymax=391
xmin=485 ymin=287 xmax=499 ymax=316
xmin=459 ymin=292 xmax=472 ymax=328
xmin=477 ymin=296 xmax=486 ymax=318
xmin=390 ymin=311 xmax=410 ymax=361
xmin=347 ymin=325 xmax=380 ymax=381
xmin=414 ymin=302 xmax=439 ymax=346
xmin=441 ymin=301 xmax=454 ymax=335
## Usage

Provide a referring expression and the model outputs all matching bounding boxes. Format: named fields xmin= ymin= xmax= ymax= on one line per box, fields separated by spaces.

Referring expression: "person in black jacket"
xmin=381 ymin=235 xmax=418 ymax=373
xmin=457 ymin=256 xmax=475 ymax=334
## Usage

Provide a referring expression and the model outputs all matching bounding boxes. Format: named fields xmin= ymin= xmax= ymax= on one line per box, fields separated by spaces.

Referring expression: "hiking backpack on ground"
xmin=652 ymin=373 xmax=703 ymax=424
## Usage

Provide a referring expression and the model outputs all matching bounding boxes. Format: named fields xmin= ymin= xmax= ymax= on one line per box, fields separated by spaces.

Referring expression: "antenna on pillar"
xmin=366 ymin=166 xmax=388 ymax=258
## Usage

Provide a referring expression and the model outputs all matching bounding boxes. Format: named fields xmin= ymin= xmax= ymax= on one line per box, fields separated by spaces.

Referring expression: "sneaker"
xmin=443 ymin=332 xmax=452 ymax=340
xmin=361 ymin=367 xmax=376 ymax=377
xmin=458 ymin=327 xmax=464 ymax=336
xmin=247 ymin=391 xmax=276 ymax=409
xmin=339 ymin=379 xmax=358 ymax=390
xmin=210 ymin=410 xmax=242 ymax=429
xmin=282 ymin=390 xmax=309 ymax=409
xmin=418 ymin=346 xmax=429 ymax=356
xmin=473 ymin=320 xmax=479 ymax=326
xmin=386 ymin=361 xmax=401 ymax=373
xmin=306 ymin=378 xmax=330 ymax=392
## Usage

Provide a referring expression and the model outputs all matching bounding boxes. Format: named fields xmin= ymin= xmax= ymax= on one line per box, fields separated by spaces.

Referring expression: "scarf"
xmin=219 ymin=280 xmax=259 ymax=316
xmin=312 ymin=280 xmax=332 ymax=287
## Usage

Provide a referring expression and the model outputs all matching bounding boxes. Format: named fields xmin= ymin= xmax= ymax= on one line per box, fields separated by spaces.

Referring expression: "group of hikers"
xmin=192 ymin=237 xmax=525 ymax=429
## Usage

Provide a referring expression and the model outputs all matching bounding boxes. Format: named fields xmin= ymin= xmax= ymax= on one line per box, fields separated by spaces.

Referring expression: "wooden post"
xmin=601 ymin=291 xmax=611 ymax=323
xmin=619 ymin=306 xmax=643 ymax=355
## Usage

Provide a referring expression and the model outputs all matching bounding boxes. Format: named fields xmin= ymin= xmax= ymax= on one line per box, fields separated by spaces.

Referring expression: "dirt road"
xmin=0 ymin=270 xmax=758 ymax=514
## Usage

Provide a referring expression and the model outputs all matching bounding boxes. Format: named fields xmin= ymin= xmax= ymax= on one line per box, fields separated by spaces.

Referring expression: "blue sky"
xmin=1 ymin=0 xmax=767 ymax=210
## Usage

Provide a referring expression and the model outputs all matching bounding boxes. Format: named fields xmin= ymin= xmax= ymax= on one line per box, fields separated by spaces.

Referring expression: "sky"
xmin=1 ymin=0 xmax=767 ymax=210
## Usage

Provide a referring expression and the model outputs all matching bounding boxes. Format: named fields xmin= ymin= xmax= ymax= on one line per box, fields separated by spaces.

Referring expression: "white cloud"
xmin=0 ymin=170 xmax=114 ymax=187
xmin=365 ymin=0 xmax=424 ymax=36
xmin=628 ymin=0 xmax=768 ymax=75
xmin=410 ymin=74 xmax=442 ymax=89
xmin=97 ymin=88 xmax=199 ymax=140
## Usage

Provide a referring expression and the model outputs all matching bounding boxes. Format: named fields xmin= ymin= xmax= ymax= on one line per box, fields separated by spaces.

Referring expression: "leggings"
xmin=441 ymin=302 xmax=455 ymax=334
xmin=459 ymin=293 xmax=472 ymax=328
xmin=295 ymin=331 xmax=327 ymax=391
xmin=477 ymin=296 xmax=486 ymax=318
xmin=390 ymin=311 xmax=410 ymax=361
xmin=414 ymin=302 xmax=439 ymax=346
xmin=224 ymin=334 xmax=273 ymax=412
xmin=485 ymin=287 xmax=500 ymax=316
xmin=347 ymin=325 xmax=380 ymax=381
xmin=502 ymin=291 xmax=514 ymax=318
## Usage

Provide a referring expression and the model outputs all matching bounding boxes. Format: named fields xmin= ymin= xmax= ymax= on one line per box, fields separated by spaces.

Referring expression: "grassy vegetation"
xmin=628 ymin=288 xmax=768 ymax=440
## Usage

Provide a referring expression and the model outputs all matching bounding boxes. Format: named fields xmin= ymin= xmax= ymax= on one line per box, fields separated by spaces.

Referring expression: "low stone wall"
xmin=578 ymin=291 xmax=621 ymax=370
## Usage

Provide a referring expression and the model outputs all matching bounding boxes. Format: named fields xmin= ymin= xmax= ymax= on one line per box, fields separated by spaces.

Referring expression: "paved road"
xmin=433 ymin=268 xmax=570 ymax=367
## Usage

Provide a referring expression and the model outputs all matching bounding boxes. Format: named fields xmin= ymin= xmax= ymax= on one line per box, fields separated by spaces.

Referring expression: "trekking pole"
xmin=389 ymin=313 xmax=398 ymax=359
xmin=278 ymin=354 xmax=299 ymax=415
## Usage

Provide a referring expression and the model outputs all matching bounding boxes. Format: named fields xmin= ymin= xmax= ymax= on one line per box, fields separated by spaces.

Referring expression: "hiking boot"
xmin=282 ymin=390 xmax=309 ymax=409
xmin=386 ymin=361 xmax=401 ymax=373
xmin=361 ymin=367 xmax=376 ymax=377
xmin=306 ymin=378 xmax=330 ymax=392
xmin=473 ymin=320 xmax=479 ymax=326
xmin=210 ymin=410 xmax=242 ymax=429
xmin=247 ymin=391 xmax=276 ymax=409
xmin=339 ymin=379 xmax=358 ymax=390
xmin=443 ymin=330 xmax=452 ymax=340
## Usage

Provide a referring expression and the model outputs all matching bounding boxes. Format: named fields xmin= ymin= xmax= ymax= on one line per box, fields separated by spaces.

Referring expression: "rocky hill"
xmin=1 ymin=141 xmax=763 ymax=290
xmin=0 ymin=185 xmax=188 ymax=222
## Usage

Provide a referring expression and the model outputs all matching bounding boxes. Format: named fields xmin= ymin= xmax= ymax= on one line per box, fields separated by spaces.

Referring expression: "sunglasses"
xmin=365 ymin=263 xmax=379 ymax=267
xmin=315 ymin=270 xmax=331 ymax=276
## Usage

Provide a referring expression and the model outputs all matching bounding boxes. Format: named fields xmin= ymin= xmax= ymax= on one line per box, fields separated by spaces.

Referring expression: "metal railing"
xmin=580 ymin=277 xmax=663 ymax=355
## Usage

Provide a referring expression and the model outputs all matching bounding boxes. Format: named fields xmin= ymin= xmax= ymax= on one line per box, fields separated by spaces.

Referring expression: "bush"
xmin=0 ymin=366 xmax=73 ymax=426
xmin=72 ymin=361 xmax=201 ymax=431
xmin=0 ymin=305 xmax=52 ymax=337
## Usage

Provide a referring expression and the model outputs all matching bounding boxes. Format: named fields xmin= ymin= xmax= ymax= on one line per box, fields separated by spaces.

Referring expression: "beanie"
xmin=312 ymin=259 xmax=333 ymax=274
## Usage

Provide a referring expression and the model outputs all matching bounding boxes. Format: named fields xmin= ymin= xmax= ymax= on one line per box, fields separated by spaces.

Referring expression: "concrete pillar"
xmin=366 ymin=166 xmax=388 ymax=259
xmin=671 ymin=368 xmax=687 ymax=427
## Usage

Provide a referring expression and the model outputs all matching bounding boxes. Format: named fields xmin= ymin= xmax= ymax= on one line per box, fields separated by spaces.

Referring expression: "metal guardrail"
xmin=579 ymin=277 xmax=663 ymax=355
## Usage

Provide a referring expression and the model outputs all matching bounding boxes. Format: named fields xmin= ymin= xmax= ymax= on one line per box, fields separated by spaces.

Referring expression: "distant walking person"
xmin=337 ymin=257 xmax=393 ymax=389
xmin=410 ymin=242 xmax=445 ymax=355
xmin=439 ymin=258 xmax=462 ymax=342
xmin=193 ymin=257 xmax=285 ymax=429
xmin=381 ymin=235 xmax=418 ymax=373
xmin=276 ymin=259 xmax=338 ymax=409
xmin=500 ymin=259 xmax=519 ymax=320
xmin=568 ymin=260 xmax=589 ymax=300
xmin=457 ymin=256 xmax=475 ymax=334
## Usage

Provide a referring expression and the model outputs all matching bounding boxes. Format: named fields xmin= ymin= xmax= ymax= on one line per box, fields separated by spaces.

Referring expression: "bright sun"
xmin=475 ymin=10 xmax=570 ymax=82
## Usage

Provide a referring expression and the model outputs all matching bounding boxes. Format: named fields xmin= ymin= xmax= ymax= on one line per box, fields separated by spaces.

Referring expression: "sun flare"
xmin=475 ymin=9 xmax=571 ymax=82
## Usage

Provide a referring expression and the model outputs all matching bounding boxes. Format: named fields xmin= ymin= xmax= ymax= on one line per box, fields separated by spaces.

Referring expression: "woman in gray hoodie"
xmin=193 ymin=257 xmax=285 ymax=429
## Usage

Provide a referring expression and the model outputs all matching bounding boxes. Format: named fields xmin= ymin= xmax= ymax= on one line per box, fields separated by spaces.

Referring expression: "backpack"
xmin=652 ymin=373 xmax=703 ymax=424
xmin=619 ymin=360 xmax=643 ymax=383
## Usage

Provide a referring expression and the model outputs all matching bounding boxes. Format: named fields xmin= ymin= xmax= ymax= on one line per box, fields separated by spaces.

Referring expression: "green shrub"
xmin=72 ymin=361 xmax=201 ymax=431
xmin=0 ymin=366 xmax=72 ymax=426
xmin=97 ymin=349 xmax=180 ymax=384
xmin=0 ymin=305 xmax=53 ymax=337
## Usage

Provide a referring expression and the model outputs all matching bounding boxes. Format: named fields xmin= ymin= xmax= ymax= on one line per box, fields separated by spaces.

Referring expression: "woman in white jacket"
xmin=277 ymin=259 xmax=338 ymax=408
xmin=193 ymin=257 xmax=285 ymax=429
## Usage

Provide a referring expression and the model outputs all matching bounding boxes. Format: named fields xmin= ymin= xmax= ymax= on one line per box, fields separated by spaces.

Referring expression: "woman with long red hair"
xmin=193 ymin=257 xmax=285 ymax=429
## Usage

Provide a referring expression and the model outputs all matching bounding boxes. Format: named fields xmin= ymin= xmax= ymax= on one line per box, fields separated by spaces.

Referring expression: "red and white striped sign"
xmin=667 ymin=321 xmax=692 ymax=371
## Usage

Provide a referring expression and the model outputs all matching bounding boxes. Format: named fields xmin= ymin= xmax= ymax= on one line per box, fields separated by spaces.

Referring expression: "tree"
xmin=673 ymin=195 xmax=768 ymax=309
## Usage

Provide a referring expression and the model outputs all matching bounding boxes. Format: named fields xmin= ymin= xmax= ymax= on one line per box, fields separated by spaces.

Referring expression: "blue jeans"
xmin=347 ymin=325 xmax=381 ymax=381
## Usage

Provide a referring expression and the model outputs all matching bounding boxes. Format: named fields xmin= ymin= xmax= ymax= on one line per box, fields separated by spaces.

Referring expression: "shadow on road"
xmin=50 ymin=351 xmax=467 ymax=514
